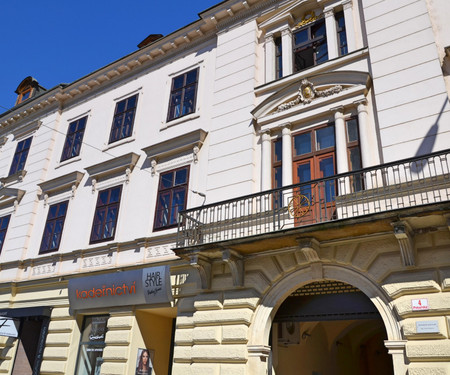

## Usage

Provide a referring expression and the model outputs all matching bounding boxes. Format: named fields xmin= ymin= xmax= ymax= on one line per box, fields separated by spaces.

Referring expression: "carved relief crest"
xmin=277 ymin=79 xmax=343 ymax=112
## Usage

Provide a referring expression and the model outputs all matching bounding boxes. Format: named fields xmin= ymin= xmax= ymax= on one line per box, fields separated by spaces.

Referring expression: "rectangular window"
xmin=167 ymin=68 xmax=199 ymax=122
xmin=293 ymin=125 xmax=336 ymax=223
xmin=61 ymin=116 xmax=87 ymax=161
xmin=9 ymin=137 xmax=32 ymax=176
xmin=272 ymin=138 xmax=282 ymax=189
xmin=74 ymin=315 xmax=109 ymax=375
xmin=90 ymin=186 xmax=122 ymax=243
xmin=293 ymin=19 xmax=328 ymax=72
xmin=275 ymin=37 xmax=283 ymax=79
xmin=109 ymin=94 xmax=138 ymax=144
xmin=346 ymin=117 xmax=363 ymax=192
xmin=39 ymin=201 xmax=68 ymax=253
xmin=154 ymin=166 xmax=189 ymax=230
xmin=335 ymin=12 xmax=347 ymax=56
xmin=0 ymin=215 xmax=11 ymax=253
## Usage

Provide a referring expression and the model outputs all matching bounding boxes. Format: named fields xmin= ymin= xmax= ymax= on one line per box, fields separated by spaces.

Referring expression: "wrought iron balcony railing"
xmin=176 ymin=149 xmax=450 ymax=249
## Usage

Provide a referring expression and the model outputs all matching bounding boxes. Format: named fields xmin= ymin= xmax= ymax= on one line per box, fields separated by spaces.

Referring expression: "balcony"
xmin=176 ymin=149 xmax=450 ymax=249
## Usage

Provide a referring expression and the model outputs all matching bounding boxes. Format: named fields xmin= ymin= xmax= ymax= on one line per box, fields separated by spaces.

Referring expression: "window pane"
xmin=294 ymin=29 xmax=308 ymax=45
xmin=175 ymin=168 xmax=188 ymax=185
xmin=315 ymin=40 xmax=328 ymax=64
xmin=126 ymin=95 xmax=137 ymax=110
xmin=161 ymin=172 xmax=174 ymax=189
xmin=173 ymin=75 xmax=185 ymax=90
xmin=273 ymin=140 xmax=282 ymax=162
xmin=311 ymin=20 xmax=326 ymax=38
xmin=170 ymin=187 xmax=186 ymax=225
xmin=346 ymin=119 xmax=359 ymax=142
xmin=182 ymin=86 xmax=196 ymax=115
xmin=297 ymin=163 xmax=312 ymax=200
xmin=109 ymin=187 xmax=121 ymax=203
xmin=294 ymin=47 xmax=314 ymax=71
xmin=319 ymin=156 xmax=336 ymax=202
xmin=316 ymin=126 xmax=335 ymax=150
xmin=116 ymin=100 xmax=126 ymax=114
xmin=274 ymin=166 xmax=282 ymax=189
xmin=186 ymin=69 xmax=198 ymax=85
xmin=98 ymin=191 xmax=109 ymax=206
xmin=294 ymin=133 xmax=312 ymax=156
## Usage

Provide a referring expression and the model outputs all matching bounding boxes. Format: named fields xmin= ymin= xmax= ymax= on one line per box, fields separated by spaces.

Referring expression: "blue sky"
xmin=0 ymin=0 xmax=217 ymax=112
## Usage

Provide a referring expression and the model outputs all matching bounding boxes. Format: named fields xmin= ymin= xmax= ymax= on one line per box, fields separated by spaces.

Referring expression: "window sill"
xmin=162 ymin=113 xmax=200 ymax=130
xmin=56 ymin=156 xmax=82 ymax=169
xmin=102 ymin=135 xmax=136 ymax=152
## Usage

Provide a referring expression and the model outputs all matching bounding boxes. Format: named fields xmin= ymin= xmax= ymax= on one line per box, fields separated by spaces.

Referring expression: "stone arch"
xmin=247 ymin=263 xmax=405 ymax=374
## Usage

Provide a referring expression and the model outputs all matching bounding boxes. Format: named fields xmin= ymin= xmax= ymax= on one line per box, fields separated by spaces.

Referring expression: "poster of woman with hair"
xmin=135 ymin=348 xmax=153 ymax=375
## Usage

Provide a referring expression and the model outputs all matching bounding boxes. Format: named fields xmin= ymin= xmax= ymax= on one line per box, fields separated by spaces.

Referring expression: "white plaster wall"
xmin=23 ymin=39 xmax=216 ymax=259
xmin=206 ymin=20 xmax=259 ymax=202
xmin=361 ymin=0 xmax=450 ymax=162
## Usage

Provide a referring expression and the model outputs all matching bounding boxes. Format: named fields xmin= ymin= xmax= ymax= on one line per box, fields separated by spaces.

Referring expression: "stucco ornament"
xmin=277 ymin=79 xmax=343 ymax=112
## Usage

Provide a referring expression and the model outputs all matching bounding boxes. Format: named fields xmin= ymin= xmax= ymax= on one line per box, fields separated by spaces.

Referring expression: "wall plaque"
xmin=416 ymin=320 xmax=439 ymax=334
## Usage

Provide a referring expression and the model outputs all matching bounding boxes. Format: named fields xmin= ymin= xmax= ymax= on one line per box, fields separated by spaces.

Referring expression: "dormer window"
xmin=18 ymin=89 xmax=32 ymax=104
xmin=14 ymin=76 xmax=46 ymax=106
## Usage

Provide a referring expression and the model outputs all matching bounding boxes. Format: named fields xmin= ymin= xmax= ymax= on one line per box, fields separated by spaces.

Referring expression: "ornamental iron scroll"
xmin=287 ymin=194 xmax=311 ymax=219
xmin=277 ymin=79 xmax=343 ymax=112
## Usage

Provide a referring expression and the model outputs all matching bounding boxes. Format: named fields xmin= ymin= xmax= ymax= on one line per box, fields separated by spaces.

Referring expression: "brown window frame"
xmin=154 ymin=166 xmax=190 ymax=231
xmin=89 ymin=185 xmax=123 ymax=244
xmin=39 ymin=200 xmax=69 ymax=254
xmin=0 ymin=215 xmax=11 ymax=254
xmin=109 ymin=94 xmax=138 ymax=144
xmin=167 ymin=68 xmax=199 ymax=122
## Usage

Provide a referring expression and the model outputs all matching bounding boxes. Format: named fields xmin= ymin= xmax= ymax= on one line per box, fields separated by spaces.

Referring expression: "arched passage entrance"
xmin=247 ymin=265 xmax=406 ymax=375
xmin=271 ymin=280 xmax=393 ymax=375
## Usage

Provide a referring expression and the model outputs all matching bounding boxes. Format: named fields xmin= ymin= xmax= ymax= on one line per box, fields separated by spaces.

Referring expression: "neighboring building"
xmin=0 ymin=0 xmax=449 ymax=374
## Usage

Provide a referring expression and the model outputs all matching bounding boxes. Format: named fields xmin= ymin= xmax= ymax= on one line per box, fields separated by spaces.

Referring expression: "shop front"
xmin=68 ymin=265 xmax=176 ymax=375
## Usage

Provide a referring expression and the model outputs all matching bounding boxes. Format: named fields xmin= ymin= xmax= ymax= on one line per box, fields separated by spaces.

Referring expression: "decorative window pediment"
xmin=85 ymin=152 xmax=140 ymax=185
xmin=0 ymin=187 xmax=25 ymax=209
xmin=38 ymin=171 xmax=84 ymax=201
xmin=142 ymin=129 xmax=207 ymax=175
xmin=252 ymin=71 xmax=371 ymax=125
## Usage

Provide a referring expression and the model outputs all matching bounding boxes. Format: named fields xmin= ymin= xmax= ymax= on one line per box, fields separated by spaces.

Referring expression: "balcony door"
xmin=291 ymin=125 xmax=336 ymax=224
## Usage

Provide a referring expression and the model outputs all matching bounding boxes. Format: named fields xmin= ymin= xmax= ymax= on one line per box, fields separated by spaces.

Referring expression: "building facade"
xmin=0 ymin=0 xmax=449 ymax=374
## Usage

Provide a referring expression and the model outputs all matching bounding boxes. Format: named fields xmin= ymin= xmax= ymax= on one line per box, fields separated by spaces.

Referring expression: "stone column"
xmin=333 ymin=106 xmax=348 ymax=174
xmin=281 ymin=124 xmax=293 ymax=187
xmin=265 ymin=34 xmax=276 ymax=83
xmin=261 ymin=131 xmax=272 ymax=191
xmin=343 ymin=0 xmax=357 ymax=52
xmin=281 ymin=28 xmax=293 ymax=76
xmin=325 ymin=8 xmax=339 ymax=60
xmin=355 ymin=99 xmax=371 ymax=168
xmin=332 ymin=106 xmax=351 ymax=196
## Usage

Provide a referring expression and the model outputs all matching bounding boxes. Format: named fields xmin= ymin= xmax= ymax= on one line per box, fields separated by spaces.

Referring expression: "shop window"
xmin=61 ymin=116 xmax=87 ymax=161
xmin=0 ymin=215 xmax=10 ymax=253
xmin=74 ymin=315 xmax=109 ymax=375
xmin=167 ymin=68 xmax=199 ymax=122
xmin=275 ymin=37 xmax=283 ymax=79
xmin=109 ymin=94 xmax=138 ymax=144
xmin=9 ymin=137 xmax=32 ymax=176
xmin=90 ymin=186 xmax=122 ymax=243
xmin=335 ymin=12 xmax=347 ymax=56
xmin=154 ymin=166 xmax=189 ymax=230
xmin=39 ymin=201 xmax=68 ymax=254
xmin=293 ymin=19 xmax=328 ymax=72
xmin=346 ymin=117 xmax=363 ymax=191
